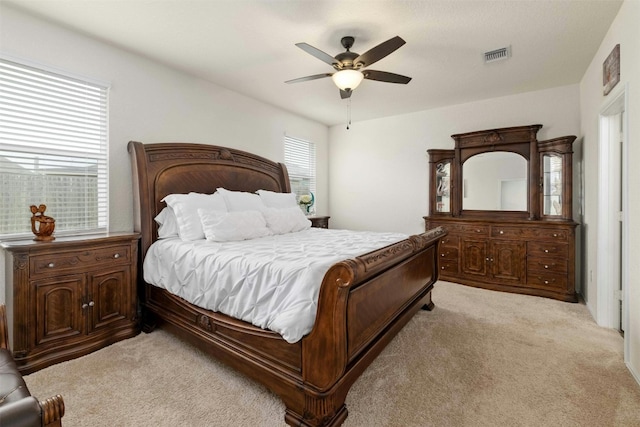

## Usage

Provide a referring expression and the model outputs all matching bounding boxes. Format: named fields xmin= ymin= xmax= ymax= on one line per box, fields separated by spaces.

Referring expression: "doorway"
xmin=597 ymin=86 xmax=628 ymax=341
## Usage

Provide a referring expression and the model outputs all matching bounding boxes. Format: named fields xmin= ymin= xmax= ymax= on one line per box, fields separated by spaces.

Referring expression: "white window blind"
xmin=284 ymin=135 xmax=316 ymax=201
xmin=0 ymin=58 xmax=109 ymax=238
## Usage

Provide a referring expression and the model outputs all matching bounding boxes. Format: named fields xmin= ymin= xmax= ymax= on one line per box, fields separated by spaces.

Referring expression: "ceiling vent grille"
xmin=484 ymin=46 xmax=511 ymax=63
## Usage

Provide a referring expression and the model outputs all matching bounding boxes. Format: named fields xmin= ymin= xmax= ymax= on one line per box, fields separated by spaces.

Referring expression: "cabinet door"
xmin=490 ymin=240 xmax=526 ymax=283
xmin=461 ymin=238 xmax=488 ymax=277
xmin=34 ymin=275 xmax=85 ymax=346
xmin=88 ymin=267 xmax=132 ymax=333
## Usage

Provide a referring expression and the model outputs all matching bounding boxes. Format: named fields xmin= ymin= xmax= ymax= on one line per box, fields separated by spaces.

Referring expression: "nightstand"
xmin=308 ymin=216 xmax=330 ymax=229
xmin=2 ymin=232 xmax=140 ymax=374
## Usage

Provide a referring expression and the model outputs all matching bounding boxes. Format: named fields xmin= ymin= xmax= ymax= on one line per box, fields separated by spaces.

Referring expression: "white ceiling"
xmin=4 ymin=0 xmax=623 ymax=126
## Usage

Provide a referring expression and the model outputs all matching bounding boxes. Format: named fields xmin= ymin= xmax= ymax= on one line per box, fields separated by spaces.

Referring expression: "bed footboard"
xmin=285 ymin=227 xmax=446 ymax=427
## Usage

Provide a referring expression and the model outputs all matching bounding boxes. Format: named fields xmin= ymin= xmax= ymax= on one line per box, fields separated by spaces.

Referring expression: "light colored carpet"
xmin=24 ymin=281 xmax=640 ymax=426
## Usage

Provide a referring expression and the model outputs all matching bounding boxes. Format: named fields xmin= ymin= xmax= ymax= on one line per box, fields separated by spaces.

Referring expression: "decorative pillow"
xmin=261 ymin=207 xmax=312 ymax=235
xmin=154 ymin=207 xmax=179 ymax=239
xmin=217 ymin=187 xmax=266 ymax=212
xmin=162 ymin=192 xmax=227 ymax=241
xmin=198 ymin=209 xmax=272 ymax=242
xmin=256 ymin=190 xmax=298 ymax=209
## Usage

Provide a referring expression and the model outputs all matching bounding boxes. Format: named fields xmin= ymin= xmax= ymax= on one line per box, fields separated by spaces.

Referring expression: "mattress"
xmin=143 ymin=228 xmax=407 ymax=343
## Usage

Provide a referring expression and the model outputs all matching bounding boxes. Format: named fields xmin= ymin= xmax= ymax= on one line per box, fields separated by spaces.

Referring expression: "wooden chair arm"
xmin=41 ymin=394 xmax=65 ymax=427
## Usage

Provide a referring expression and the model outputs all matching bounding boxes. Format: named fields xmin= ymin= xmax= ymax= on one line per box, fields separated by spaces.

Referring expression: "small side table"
xmin=308 ymin=216 xmax=330 ymax=229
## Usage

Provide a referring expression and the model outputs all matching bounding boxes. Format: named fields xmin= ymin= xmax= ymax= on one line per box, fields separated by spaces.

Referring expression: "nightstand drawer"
xmin=30 ymin=244 xmax=131 ymax=278
xmin=309 ymin=216 xmax=330 ymax=229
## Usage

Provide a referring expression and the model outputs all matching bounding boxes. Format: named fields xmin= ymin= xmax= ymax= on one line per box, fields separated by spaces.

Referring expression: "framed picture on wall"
xmin=603 ymin=44 xmax=620 ymax=96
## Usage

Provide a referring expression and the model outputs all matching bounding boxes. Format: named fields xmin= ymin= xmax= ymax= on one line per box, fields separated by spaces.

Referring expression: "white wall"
xmin=0 ymin=6 xmax=328 ymax=303
xmin=328 ymin=85 xmax=580 ymax=234
xmin=579 ymin=0 xmax=640 ymax=382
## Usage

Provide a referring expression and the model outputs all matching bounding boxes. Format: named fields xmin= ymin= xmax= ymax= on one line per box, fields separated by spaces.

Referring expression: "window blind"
xmin=284 ymin=136 xmax=316 ymax=200
xmin=0 ymin=58 xmax=109 ymax=238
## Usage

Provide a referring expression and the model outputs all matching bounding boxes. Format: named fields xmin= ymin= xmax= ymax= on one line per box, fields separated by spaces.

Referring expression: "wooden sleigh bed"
xmin=128 ymin=141 xmax=445 ymax=427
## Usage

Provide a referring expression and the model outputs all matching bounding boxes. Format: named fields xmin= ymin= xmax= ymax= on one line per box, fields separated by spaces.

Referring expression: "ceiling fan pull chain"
xmin=347 ymin=97 xmax=352 ymax=130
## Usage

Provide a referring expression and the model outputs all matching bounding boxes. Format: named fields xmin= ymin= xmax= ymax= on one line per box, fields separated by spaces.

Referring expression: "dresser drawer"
xmin=491 ymin=226 xmax=569 ymax=241
xmin=527 ymin=257 xmax=568 ymax=274
xmin=30 ymin=244 xmax=132 ymax=278
xmin=527 ymin=271 xmax=568 ymax=290
xmin=438 ymin=235 xmax=459 ymax=248
xmin=438 ymin=259 xmax=459 ymax=275
xmin=454 ymin=224 xmax=490 ymax=236
xmin=527 ymin=242 xmax=568 ymax=258
xmin=439 ymin=247 xmax=459 ymax=260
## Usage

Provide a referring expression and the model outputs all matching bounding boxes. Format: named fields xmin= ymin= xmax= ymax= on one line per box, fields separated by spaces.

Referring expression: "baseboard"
xmin=626 ymin=361 xmax=640 ymax=387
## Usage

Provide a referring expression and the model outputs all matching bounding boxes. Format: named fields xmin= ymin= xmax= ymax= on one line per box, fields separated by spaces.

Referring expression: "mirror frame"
xmin=453 ymin=125 xmax=539 ymax=220
xmin=427 ymin=124 xmax=576 ymax=221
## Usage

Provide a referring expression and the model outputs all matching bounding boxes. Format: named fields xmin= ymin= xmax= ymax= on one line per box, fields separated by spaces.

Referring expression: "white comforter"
xmin=143 ymin=228 xmax=407 ymax=343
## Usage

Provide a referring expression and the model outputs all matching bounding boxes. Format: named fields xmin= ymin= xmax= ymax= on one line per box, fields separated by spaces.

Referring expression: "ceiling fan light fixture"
xmin=331 ymin=69 xmax=364 ymax=91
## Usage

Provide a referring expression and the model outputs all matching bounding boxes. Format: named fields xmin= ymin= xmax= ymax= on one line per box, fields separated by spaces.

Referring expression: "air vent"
xmin=484 ymin=46 xmax=511 ymax=63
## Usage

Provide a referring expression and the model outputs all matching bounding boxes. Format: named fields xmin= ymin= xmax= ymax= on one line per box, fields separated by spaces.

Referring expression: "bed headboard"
xmin=128 ymin=141 xmax=291 ymax=257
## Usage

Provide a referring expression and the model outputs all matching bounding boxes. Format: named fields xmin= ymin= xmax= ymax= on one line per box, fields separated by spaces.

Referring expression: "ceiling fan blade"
xmin=285 ymin=73 xmax=333 ymax=84
xmin=340 ymin=89 xmax=352 ymax=99
xmin=363 ymin=70 xmax=412 ymax=84
xmin=354 ymin=36 xmax=406 ymax=68
xmin=295 ymin=43 xmax=340 ymax=67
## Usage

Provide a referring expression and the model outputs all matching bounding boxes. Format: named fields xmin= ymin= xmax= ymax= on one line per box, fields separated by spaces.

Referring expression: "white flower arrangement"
xmin=298 ymin=193 xmax=314 ymax=214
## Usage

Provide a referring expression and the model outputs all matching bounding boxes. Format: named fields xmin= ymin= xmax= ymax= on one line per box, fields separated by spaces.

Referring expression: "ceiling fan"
xmin=285 ymin=36 xmax=412 ymax=99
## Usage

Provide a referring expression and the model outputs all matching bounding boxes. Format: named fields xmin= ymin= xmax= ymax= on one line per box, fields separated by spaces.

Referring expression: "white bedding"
xmin=143 ymin=228 xmax=407 ymax=343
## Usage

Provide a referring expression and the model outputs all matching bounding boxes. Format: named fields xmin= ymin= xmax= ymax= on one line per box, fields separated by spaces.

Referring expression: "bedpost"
xmin=128 ymin=141 xmax=153 ymax=259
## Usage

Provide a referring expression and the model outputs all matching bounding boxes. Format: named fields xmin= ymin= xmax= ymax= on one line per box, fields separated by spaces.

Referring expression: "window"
xmin=0 ymin=58 xmax=109 ymax=238
xmin=284 ymin=135 xmax=316 ymax=205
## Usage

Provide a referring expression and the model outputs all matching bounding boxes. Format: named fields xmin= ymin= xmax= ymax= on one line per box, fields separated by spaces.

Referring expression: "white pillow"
xmin=154 ymin=207 xmax=179 ymax=239
xmin=256 ymin=190 xmax=298 ymax=209
xmin=261 ymin=207 xmax=312 ymax=235
xmin=162 ymin=192 xmax=227 ymax=241
xmin=198 ymin=209 xmax=272 ymax=242
xmin=217 ymin=187 xmax=265 ymax=212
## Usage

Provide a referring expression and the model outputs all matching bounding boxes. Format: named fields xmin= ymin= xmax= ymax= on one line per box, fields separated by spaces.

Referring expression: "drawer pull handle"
xmin=441 ymin=253 xmax=445 ymax=257
xmin=499 ymin=230 xmax=504 ymax=234
xmin=476 ymin=229 xmax=481 ymax=233
xmin=544 ymin=249 xmax=549 ymax=253
xmin=441 ymin=266 xmax=445 ymax=270
xmin=89 ymin=301 xmax=95 ymax=307
xmin=553 ymin=233 xmax=558 ymax=237
xmin=544 ymin=280 xmax=549 ymax=284
xmin=47 ymin=262 xmax=55 ymax=268
xmin=82 ymin=303 xmax=88 ymax=309
xmin=544 ymin=265 xmax=549 ymax=269
xmin=113 ymin=253 xmax=120 ymax=259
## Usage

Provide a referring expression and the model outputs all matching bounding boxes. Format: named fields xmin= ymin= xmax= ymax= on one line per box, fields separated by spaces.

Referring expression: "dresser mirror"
xmin=462 ymin=152 xmax=528 ymax=211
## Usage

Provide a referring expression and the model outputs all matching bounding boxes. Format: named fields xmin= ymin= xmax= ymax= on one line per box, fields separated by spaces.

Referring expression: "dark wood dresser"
xmin=425 ymin=125 xmax=578 ymax=302
xmin=2 ymin=232 xmax=140 ymax=374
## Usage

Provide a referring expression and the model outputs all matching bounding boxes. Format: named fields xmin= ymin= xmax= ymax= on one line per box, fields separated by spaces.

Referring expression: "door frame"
xmin=596 ymin=84 xmax=629 ymax=352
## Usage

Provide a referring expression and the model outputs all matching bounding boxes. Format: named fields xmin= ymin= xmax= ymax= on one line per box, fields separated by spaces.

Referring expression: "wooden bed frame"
xmin=128 ymin=141 xmax=446 ymax=427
